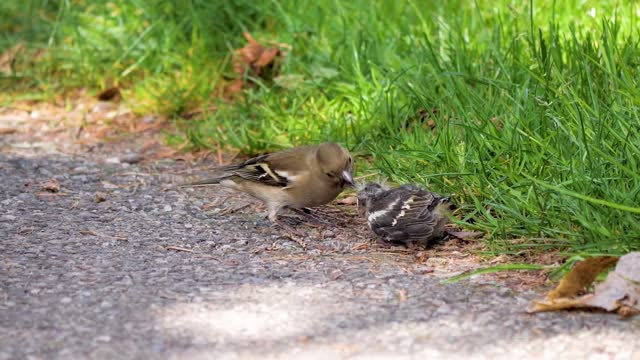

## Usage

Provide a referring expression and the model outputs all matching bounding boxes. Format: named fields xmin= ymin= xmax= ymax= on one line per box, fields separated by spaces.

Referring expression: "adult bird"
xmin=184 ymin=142 xmax=354 ymax=235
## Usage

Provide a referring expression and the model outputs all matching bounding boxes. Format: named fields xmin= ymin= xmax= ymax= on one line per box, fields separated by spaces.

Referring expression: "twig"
xmin=216 ymin=141 xmax=223 ymax=165
xmin=218 ymin=203 xmax=251 ymax=215
xmin=165 ymin=245 xmax=194 ymax=253
xmin=36 ymin=192 xmax=67 ymax=197
xmin=116 ymin=172 xmax=151 ymax=177
xmin=80 ymin=230 xmax=128 ymax=241
xmin=280 ymin=234 xmax=307 ymax=250
xmin=201 ymin=200 xmax=221 ymax=211
xmin=351 ymin=243 xmax=370 ymax=251
xmin=165 ymin=246 xmax=222 ymax=261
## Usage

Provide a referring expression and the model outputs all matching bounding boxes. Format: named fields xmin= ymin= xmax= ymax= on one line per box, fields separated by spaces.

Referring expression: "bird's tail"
xmin=179 ymin=174 xmax=230 ymax=187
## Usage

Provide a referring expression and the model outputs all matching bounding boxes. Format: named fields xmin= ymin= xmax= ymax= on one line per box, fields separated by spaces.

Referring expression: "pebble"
xmin=120 ymin=153 xmax=143 ymax=164
xmin=95 ymin=335 xmax=111 ymax=343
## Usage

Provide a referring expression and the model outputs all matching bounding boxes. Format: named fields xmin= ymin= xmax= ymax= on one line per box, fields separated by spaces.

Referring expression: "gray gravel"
xmin=1 ymin=146 xmax=639 ymax=359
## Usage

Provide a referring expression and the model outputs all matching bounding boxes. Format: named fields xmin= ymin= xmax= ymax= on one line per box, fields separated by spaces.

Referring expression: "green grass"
xmin=3 ymin=0 xmax=640 ymax=257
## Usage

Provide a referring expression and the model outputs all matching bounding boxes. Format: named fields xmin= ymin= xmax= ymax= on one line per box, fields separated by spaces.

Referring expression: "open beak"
xmin=342 ymin=170 xmax=355 ymax=187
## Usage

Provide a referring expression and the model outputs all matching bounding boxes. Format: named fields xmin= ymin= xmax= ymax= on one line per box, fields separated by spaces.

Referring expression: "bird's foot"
xmin=290 ymin=208 xmax=333 ymax=227
xmin=274 ymin=219 xmax=307 ymax=249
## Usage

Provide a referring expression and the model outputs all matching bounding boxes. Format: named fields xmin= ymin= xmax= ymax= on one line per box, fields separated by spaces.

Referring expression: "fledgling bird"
xmin=357 ymin=182 xmax=456 ymax=247
xmin=183 ymin=142 xmax=354 ymax=234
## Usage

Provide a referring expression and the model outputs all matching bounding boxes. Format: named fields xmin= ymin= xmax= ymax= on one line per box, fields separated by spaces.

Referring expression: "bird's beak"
xmin=342 ymin=170 xmax=355 ymax=187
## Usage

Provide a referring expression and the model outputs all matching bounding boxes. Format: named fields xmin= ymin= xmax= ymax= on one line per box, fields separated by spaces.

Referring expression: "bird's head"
xmin=316 ymin=142 xmax=354 ymax=187
xmin=356 ymin=182 xmax=386 ymax=215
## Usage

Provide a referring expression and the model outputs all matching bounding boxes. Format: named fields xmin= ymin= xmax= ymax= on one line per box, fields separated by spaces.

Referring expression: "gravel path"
xmin=1 ymin=109 xmax=639 ymax=359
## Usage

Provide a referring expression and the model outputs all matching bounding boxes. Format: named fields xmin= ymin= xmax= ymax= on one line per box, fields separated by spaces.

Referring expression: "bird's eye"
xmin=326 ymin=172 xmax=334 ymax=178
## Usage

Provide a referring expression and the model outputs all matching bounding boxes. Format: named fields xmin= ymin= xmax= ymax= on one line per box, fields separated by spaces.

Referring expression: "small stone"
xmin=3 ymin=215 xmax=16 ymax=221
xmin=163 ymin=205 xmax=172 ymax=212
xmin=141 ymin=115 xmax=156 ymax=124
xmin=95 ymin=335 xmax=111 ymax=343
xmin=119 ymin=153 xmax=143 ymax=164
xmin=184 ymin=223 xmax=193 ymax=229
xmin=105 ymin=157 xmax=120 ymax=164
xmin=117 ymin=276 xmax=134 ymax=286
xmin=60 ymin=297 xmax=72 ymax=304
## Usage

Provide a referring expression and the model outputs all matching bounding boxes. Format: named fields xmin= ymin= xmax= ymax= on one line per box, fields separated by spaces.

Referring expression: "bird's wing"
xmin=182 ymin=146 xmax=315 ymax=188
xmin=367 ymin=188 xmax=441 ymax=242
xmin=228 ymin=146 xmax=318 ymax=187
xmin=227 ymin=154 xmax=290 ymax=187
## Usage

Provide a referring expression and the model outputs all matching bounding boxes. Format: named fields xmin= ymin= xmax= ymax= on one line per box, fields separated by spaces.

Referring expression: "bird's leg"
xmin=274 ymin=218 xmax=307 ymax=238
xmin=268 ymin=207 xmax=307 ymax=243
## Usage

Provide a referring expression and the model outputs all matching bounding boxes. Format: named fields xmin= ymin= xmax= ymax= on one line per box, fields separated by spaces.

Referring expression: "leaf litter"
xmin=530 ymin=253 xmax=640 ymax=317
xmin=225 ymin=32 xmax=289 ymax=97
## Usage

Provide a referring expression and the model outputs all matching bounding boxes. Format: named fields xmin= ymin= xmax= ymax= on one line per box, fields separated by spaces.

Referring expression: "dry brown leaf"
xmin=226 ymin=32 xmax=286 ymax=96
xmin=41 ymin=178 xmax=60 ymax=193
xmin=94 ymin=192 xmax=108 ymax=203
xmin=255 ymin=47 xmax=281 ymax=67
xmin=96 ymin=87 xmax=121 ymax=101
xmin=417 ymin=252 xmax=429 ymax=263
xmin=584 ymin=253 xmax=640 ymax=313
xmin=0 ymin=43 xmax=24 ymax=75
xmin=0 ymin=128 xmax=17 ymax=135
xmin=530 ymin=252 xmax=639 ymax=317
xmin=547 ymin=256 xmax=619 ymax=300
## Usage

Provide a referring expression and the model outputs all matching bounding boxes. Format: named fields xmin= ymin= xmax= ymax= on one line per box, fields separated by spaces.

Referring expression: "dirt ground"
xmin=1 ymin=101 xmax=638 ymax=359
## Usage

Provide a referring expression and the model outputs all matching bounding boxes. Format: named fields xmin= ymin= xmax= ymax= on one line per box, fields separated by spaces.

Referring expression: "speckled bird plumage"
xmin=183 ymin=143 xmax=354 ymax=224
xmin=357 ymin=183 xmax=456 ymax=247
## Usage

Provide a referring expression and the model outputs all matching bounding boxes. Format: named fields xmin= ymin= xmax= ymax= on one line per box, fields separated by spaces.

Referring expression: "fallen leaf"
xmin=547 ymin=256 xmax=619 ymax=300
xmin=0 ymin=128 xmax=17 ymax=135
xmin=336 ymin=195 xmax=358 ymax=206
xmin=94 ymin=192 xmax=108 ymax=203
xmin=398 ymin=289 xmax=409 ymax=302
xmin=96 ymin=87 xmax=121 ymax=101
xmin=417 ymin=252 xmax=429 ymax=263
xmin=530 ymin=252 xmax=639 ymax=317
xmin=330 ymin=269 xmax=344 ymax=280
xmin=41 ymin=178 xmax=60 ymax=193
xmin=0 ymin=43 xmax=24 ymax=75
xmin=226 ymin=32 xmax=287 ymax=96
